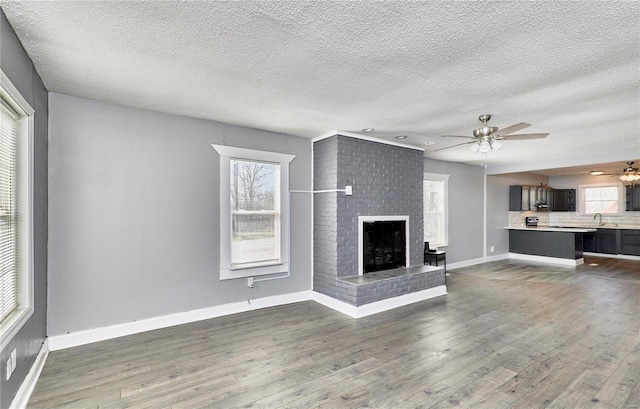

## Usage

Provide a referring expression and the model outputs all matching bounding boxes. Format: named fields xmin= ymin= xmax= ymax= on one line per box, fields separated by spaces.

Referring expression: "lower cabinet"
xmin=595 ymin=229 xmax=617 ymax=254
xmin=621 ymin=230 xmax=640 ymax=256
xmin=584 ymin=229 xmax=640 ymax=256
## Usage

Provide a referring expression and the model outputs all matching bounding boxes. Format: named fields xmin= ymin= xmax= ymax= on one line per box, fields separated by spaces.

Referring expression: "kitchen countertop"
xmin=506 ymin=226 xmax=597 ymax=233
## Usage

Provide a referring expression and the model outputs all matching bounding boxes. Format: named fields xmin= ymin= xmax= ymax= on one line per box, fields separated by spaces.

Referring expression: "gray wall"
xmin=423 ymin=158 xmax=485 ymax=263
xmin=549 ymin=173 xmax=605 ymax=189
xmin=485 ymin=172 xmax=548 ymax=256
xmin=0 ymin=10 xmax=49 ymax=409
xmin=48 ymin=93 xmax=312 ymax=336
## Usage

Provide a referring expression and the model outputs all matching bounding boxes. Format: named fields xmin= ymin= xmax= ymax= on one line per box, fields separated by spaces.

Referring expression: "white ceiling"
xmin=2 ymin=1 xmax=639 ymax=174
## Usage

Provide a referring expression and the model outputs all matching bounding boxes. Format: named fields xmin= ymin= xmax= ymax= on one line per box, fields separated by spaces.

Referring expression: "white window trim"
xmin=578 ymin=182 xmax=624 ymax=216
xmin=212 ymin=145 xmax=295 ymax=280
xmin=0 ymin=70 xmax=34 ymax=350
xmin=423 ymin=172 xmax=449 ymax=247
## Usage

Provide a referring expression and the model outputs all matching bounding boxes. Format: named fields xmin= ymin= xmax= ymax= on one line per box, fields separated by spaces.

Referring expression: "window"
xmin=0 ymin=70 xmax=34 ymax=349
xmin=212 ymin=145 xmax=295 ymax=280
xmin=423 ymin=173 xmax=449 ymax=247
xmin=579 ymin=183 xmax=624 ymax=215
xmin=231 ymin=159 xmax=280 ymax=266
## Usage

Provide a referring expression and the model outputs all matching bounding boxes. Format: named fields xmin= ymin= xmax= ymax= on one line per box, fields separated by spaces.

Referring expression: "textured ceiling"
xmin=1 ymin=1 xmax=639 ymax=173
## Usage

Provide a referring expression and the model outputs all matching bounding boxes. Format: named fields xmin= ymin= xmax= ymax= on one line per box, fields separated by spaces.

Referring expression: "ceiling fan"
xmin=436 ymin=114 xmax=549 ymax=153
xmin=591 ymin=162 xmax=640 ymax=182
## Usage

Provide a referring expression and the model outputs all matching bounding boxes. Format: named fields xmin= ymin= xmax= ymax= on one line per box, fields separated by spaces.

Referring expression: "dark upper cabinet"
xmin=625 ymin=185 xmax=640 ymax=211
xmin=509 ymin=185 xmax=527 ymax=211
xmin=509 ymin=185 xmax=553 ymax=211
xmin=551 ymin=189 xmax=576 ymax=212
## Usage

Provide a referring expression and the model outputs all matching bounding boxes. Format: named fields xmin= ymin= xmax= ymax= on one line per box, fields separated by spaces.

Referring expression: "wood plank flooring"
xmin=28 ymin=256 xmax=640 ymax=408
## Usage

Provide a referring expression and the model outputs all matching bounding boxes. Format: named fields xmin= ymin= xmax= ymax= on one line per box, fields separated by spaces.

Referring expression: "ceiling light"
xmin=469 ymin=136 xmax=504 ymax=154
xmin=619 ymin=162 xmax=640 ymax=182
xmin=478 ymin=140 xmax=491 ymax=153
xmin=620 ymin=173 xmax=640 ymax=182
xmin=395 ymin=135 xmax=408 ymax=139
xmin=424 ymin=140 xmax=436 ymax=146
xmin=361 ymin=128 xmax=375 ymax=133
xmin=590 ymin=170 xmax=605 ymax=176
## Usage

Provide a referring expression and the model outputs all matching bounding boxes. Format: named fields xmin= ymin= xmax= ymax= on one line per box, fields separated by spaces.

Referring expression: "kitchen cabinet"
xmin=621 ymin=230 xmax=640 ymax=256
xmin=552 ymin=189 xmax=576 ymax=212
xmin=509 ymin=185 xmax=552 ymax=211
xmin=625 ymin=185 xmax=640 ymax=211
xmin=509 ymin=185 xmax=529 ymax=211
xmin=595 ymin=229 xmax=618 ymax=254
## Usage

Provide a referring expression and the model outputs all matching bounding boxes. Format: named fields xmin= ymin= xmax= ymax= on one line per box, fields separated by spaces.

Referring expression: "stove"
xmin=525 ymin=216 xmax=539 ymax=227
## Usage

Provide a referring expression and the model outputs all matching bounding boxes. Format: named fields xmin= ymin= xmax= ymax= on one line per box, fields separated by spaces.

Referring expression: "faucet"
xmin=593 ymin=213 xmax=606 ymax=226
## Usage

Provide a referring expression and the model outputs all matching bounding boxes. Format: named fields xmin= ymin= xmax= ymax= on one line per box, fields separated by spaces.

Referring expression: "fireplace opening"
xmin=362 ymin=221 xmax=406 ymax=273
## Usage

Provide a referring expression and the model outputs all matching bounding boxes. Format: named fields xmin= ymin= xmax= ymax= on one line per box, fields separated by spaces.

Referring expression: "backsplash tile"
xmin=509 ymin=211 xmax=640 ymax=228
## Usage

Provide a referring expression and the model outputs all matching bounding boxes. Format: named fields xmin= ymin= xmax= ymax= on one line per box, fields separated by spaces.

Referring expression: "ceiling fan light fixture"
xmin=469 ymin=143 xmax=480 ymax=153
xmin=478 ymin=140 xmax=491 ymax=153
xmin=491 ymin=140 xmax=503 ymax=151
xmin=619 ymin=162 xmax=640 ymax=182
xmin=620 ymin=173 xmax=640 ymax=182
xmin=590 ymin=170 xmax=605 ymax=176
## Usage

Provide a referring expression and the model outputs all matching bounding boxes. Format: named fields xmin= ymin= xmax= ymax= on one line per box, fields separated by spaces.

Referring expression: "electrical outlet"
xmin=247 ymin=277 xmax=255 ymax=288
xmin=490 ymin=246 xmax=495 ymax=253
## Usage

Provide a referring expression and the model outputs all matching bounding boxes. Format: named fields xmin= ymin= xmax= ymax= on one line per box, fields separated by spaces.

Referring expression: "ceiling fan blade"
xmin=433 ymin=141 xmax=475 ymax=152
xmin=493 ymin=123 xmax=531 ymax=136
xmin=503 ymin=133 xmax=549 ymax=140
xmin=441 ymin=135 xmax=475 ymax=139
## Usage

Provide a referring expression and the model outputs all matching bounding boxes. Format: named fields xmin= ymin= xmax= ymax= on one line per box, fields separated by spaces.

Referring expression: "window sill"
xmin=0 ymin=306 xmax=33 ymax=350
xmin=230 ymin=260 xmax=283 ymax=270
xmin=221 ymin=262 xmax=289 ymax=280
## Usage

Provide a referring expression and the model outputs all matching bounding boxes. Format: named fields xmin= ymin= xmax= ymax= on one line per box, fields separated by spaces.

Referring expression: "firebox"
xmin=362 ymin=220 xmax=407 ymax=273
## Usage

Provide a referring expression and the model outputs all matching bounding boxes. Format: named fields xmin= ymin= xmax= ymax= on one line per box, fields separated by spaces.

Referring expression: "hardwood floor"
xmin=28 ymin=256 xmax=640 ymax=408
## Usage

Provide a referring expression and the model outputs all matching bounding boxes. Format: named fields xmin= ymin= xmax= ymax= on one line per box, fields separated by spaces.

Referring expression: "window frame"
xmin=423 ymin=173 xmax=449 ymax=248
xmin=0 ymin=70 xmax=34 ymax=350
xmin=578 ymin=182 xmax=624 ymax=216
xmin=212 ymin=145 xmax=295 ymax=280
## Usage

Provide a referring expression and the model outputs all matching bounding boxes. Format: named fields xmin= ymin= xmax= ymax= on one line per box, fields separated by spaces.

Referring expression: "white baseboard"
xmin=312 ymin=285 xmax=448 ymax=318
xmin=509 ymin=252 xmax=583 ymax=267
xmin=584 ymin=252 xmax=640 ymax=261
xmin=482 ymin=253 xmax=510 ymax=263
xmin=10 ymin=338 xmax=49 ymax=409
xmin=446 ymin=254 xmax=508 ymax=271
xmin=48 ymin=291 xmax=313 ymax=351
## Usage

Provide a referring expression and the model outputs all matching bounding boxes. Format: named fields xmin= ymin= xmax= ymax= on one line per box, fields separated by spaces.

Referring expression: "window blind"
xmin=0 ymin=99 xmax=18 ymax=323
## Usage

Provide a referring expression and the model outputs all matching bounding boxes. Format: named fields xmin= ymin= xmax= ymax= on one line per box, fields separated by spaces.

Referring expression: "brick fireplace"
xmin=313 ymin=132 xmax=446 ymax=312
